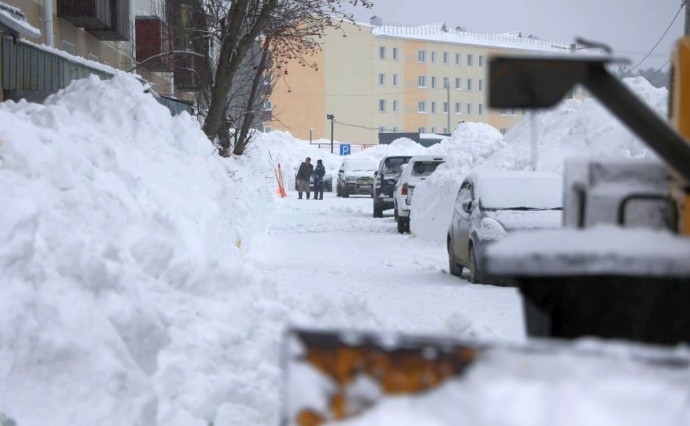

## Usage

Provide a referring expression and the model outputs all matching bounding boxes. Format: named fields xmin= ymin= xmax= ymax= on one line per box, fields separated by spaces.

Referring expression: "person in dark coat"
xmin=313 ymin=159 xmax=326 ymax=200
xmin=296 ymin=157 xmax=314 ymax=199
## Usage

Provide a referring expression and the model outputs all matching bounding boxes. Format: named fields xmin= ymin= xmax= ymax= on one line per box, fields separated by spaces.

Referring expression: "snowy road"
xmin=249 ymin=191 xmax=526 ymax=342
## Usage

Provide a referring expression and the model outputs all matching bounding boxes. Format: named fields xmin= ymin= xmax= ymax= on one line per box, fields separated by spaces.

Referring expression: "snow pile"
xmin=410 ymin=123 xmax=505 ymax=242
xmin=249 ymin=131 xmax=342 ymax=185
xmin=411 ymin=77 xmax=668 ymax=242
xmin=0 ymin=73 xmax=380 ymax=426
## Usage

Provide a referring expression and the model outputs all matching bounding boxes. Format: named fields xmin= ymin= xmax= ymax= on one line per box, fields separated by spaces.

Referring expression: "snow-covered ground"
xmin=1 ymin=70 xmax=687 ymax=426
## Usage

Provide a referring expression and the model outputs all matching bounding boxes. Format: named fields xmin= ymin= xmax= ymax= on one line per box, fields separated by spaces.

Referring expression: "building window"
xmin=467 ymin=54 xmax=474 ymax=66
xmin=419 ymin=127 xmax=426 ymax=133
xmin=392 ymin=47 xmax=399 ymax=60
xmin=393 ymin=74 xmax=399 ymax=86
xmin=467 ymin=79 xmax=473 ymax=91
xmin=393 ymin=126 xmax=399 ymax=132
xmin=443 ymin=127 xmax=448 ymax=133
xmin=467 ymin=103 xmax=473 ymax=115
xmin=512 ymin=108 xmax=517 ymax=116
xmin=443 ymin=52 xmax=449 ymax=64
xmin=443 ymin=102 xmax=448 ymax=114
xmin=379 ymin=73 xmax=385 ymax=86
xmin=479 ymin=55 xmax=484 ymax=67
xmin=455 ymin=78 xmax=461 ymax=89
xmin=431 ymin=76 xmax=437 ymax=89
xmin=455 ymin=102 xmax=461 ymax=114
xmin=418 ymin=101 xmax=427 ymax=113
xmin=500 ymin=108 xmax=507 ymax=116
xmin=263 ymin=126 xmax=272 ymax=132
xmin=418 ymin=50 xmax=426 ymax=63
xmin=418 ymin=76 xmax=427 ymax=88
xmin=431 ymin=51 xmax=436 ymax=63
xmin=379 ymin=46 xmax=386 ymax=59
xmin=393 ymin=100 xmax=399 ymax=112
xmin=262 ymin=100 xmax=273 ymax=110
xmin=478 ymin=104 xmax=484 ymax=115
xmin=61 ymin=40 xmax=75 ymax=55
xmin=431 ymin=127 xmax=436 ymax=133
xmin=479 ymin=79 xmax=484 ymax=91
xmin=379 ymin=99 xmax=386 ymax=112
xmin=379 ymin=126 xmax=385 ymax=133
xmin=455 ymin=53 xmax=461 ymax=65
xmin=431 ymin=102 xmax=437 ymax=114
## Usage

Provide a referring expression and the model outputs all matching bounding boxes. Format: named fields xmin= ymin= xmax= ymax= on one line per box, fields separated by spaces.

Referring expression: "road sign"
xmin=340 ymin=144 xmax=351 ymax=156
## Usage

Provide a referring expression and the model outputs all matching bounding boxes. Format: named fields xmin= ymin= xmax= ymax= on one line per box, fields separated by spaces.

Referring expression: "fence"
xmin=1 ymin=37 xmax=192 ymax=115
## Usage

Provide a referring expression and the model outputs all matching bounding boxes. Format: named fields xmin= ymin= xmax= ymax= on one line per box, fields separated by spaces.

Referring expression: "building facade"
xmin=0 ymin=0 xmax=199 ymax=107
xmin=269 ymin=19 xmax=595 ymax=144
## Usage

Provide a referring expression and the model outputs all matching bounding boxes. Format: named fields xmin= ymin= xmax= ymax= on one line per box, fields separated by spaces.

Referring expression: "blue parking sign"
xmin=340 ymin=144 xmax=351 ymax=156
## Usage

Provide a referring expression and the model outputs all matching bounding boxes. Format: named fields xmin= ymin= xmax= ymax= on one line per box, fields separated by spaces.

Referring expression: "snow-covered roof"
xmin=371 ymin=21 xmax=602 ymax=54
xmin=0 ymin=1 xmax=40 ymax=39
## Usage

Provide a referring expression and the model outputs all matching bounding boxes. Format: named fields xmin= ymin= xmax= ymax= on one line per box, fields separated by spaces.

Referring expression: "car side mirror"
xmin=462 ymin=200 xmax=472 ymax=213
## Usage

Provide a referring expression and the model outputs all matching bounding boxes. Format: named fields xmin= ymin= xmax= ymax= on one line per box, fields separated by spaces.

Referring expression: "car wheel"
xmin=342 ymin=189 xmax=350 ymax=198
xmin=373 ymin=204 xmax=383 ymax=218
xmin=469 ymin=245 xmax=483 ymax=284
xmin=448 ymin=239 xmax=463 ymax=277
xmin=394 ymin=206 xmax=399 ymax=221
xmin=396 ymin=217 xmax=405 ymax=234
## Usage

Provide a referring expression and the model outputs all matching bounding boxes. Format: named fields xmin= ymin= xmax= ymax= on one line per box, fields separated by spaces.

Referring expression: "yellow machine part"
xmin=669 ymin=37 xmax=690 ymax=235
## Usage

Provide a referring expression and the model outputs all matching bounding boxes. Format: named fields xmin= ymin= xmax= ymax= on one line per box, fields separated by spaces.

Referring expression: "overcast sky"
xmin=344 ymin=0 xmax=685 ymax=70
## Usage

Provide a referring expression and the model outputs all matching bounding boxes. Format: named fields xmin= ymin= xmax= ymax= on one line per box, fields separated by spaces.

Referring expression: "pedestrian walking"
xmin=313 ymin=159 xmax=326 ymax=200
xmin=296 ymin=157 xmax=314 ymax=199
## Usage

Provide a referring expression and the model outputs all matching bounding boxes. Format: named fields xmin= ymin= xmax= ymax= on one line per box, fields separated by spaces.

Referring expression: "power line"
xmin=627 ymin=2 xmax=684 ymax=75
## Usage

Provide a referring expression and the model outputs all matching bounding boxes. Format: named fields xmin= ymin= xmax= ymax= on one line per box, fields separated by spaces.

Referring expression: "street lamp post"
xmin=444 ymin=78 xmax=450 ymax=133
xmin=309 ymin=128 xmax=314 ymax=144
xmin=327 ymin=114 xmax=335 ymax=154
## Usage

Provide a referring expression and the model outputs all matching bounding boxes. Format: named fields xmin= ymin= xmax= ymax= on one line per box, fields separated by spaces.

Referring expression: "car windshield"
xmin=343 ymin=160 xmax=376 ymax=172
xmin=411 ymin=161 xmax=443 ymax=177
xmin=479 ymin=176 xmax=563 ymax=210
xmin=382 ymin=158 xmax=410 ymax=176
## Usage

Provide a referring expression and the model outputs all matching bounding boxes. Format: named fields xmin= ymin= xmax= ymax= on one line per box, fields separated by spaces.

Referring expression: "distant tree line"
xmin=614 ymin=64 xmax=671 ymax=90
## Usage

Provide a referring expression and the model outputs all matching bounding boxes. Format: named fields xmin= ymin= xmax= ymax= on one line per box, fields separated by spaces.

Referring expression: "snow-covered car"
xmin=394 ymin=155 xmax=445 ymax=233
xmin=373 ymin=155 xmax=412 ymax=218
xmin=336 ymin=158 xmax=378 ymax=198
xmin=447 ymin=171 xmax=563 ymax=283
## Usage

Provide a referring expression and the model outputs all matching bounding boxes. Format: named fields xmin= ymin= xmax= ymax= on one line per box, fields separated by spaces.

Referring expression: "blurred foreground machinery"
xmin=282 ymin=37 xmax=690 ymax=425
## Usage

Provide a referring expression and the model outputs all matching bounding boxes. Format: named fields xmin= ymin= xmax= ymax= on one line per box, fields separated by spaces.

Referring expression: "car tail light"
xmin=401 ymin=183 xmax=408 ymax=196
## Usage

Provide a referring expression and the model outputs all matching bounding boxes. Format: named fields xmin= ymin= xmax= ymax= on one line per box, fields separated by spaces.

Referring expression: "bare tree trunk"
xmin=233 ymin=36 xmax=272 ymax=155
xmin=202 ymin=0 xmax=278 ymax=142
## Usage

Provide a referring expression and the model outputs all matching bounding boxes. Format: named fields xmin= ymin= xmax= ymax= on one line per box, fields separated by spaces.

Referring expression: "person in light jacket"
xmin=312 ymin=159 xmax=326 ymax=200
xmin=296 ymin=157 xmax=314 ymax=199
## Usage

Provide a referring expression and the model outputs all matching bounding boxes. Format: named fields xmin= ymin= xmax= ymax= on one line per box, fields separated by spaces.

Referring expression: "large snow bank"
xmin=410 ymin=123 xmax=505 ymax=242
xmin=411 ymin=77 xmax=668 ymax=243
xmin=0 ymin=73 xmax=381 ymax=426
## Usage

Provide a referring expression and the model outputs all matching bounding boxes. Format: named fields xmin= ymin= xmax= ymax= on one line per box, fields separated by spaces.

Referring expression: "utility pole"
xmin=444 ymin=78 xmax=450 ymax=133
xmin=327 ymin=114 xmax=335 ymax=153
xmin=685 ymin=0 xmax=690 ymax=36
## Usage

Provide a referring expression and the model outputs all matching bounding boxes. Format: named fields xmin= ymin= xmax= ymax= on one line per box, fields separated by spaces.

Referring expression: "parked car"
xmin=447 ymin=171 xmax=563 ymax=284
xmin=394 ymin=155 xmax=445 ymax=233
xmin=336 ymin=158 xmax=378 ymax=197
xmin=293 ymin=166 xmax=333 ymax=192
xmin=373 ymin=155 xmax=412 ymax=218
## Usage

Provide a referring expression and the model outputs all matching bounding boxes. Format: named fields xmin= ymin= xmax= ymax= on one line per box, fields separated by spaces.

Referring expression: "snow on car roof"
xmin=468 ymin=171 xmax=563 ymax=210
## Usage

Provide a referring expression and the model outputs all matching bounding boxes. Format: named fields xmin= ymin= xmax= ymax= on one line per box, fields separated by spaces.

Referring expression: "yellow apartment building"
xmin=269 ymin=18 xmax=595 ymax=144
